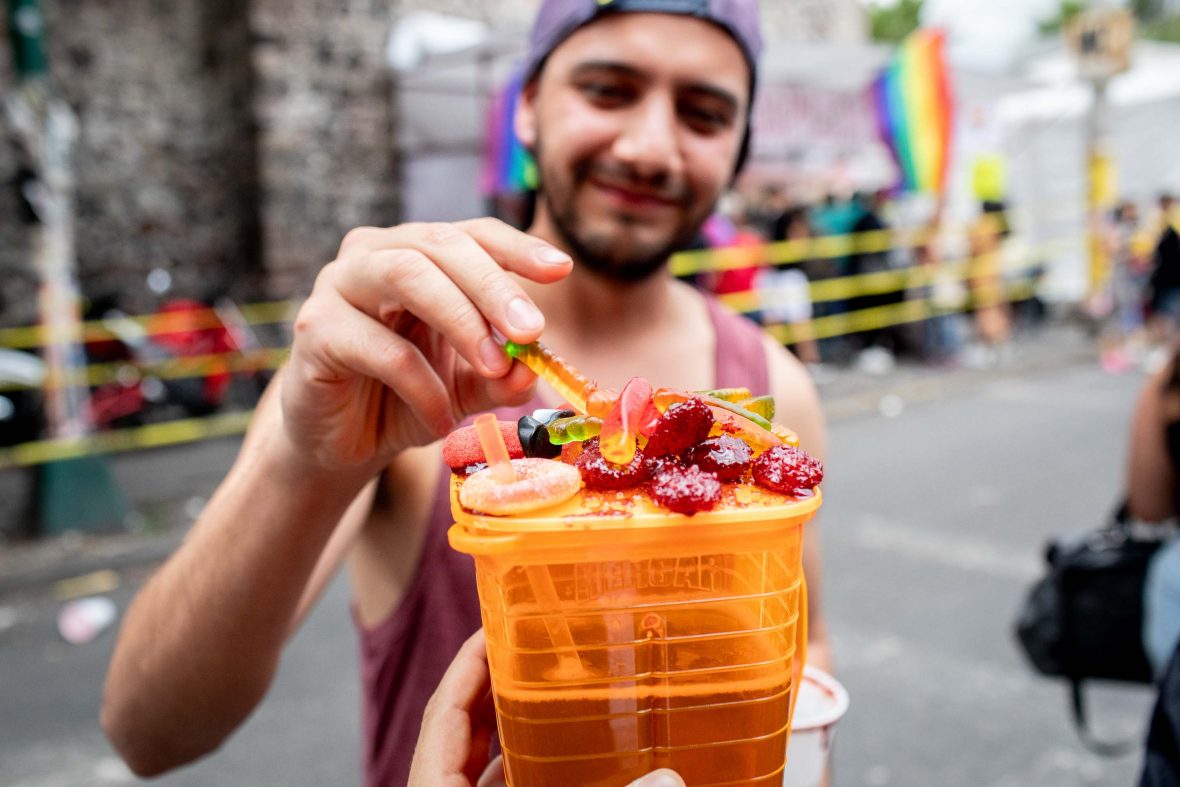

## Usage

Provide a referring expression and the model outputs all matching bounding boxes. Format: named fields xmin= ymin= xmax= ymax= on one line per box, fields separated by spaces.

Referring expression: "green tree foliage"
xmin=1140 ymin=15 xmax=1180 ymax=41
xmin=1039 ymin=0 xmax=1180 ymax=42
xmin=1037 ymin=0 xmax=1086 ymax=35
xmin=868 ymin=0 xmax=923 ymax=44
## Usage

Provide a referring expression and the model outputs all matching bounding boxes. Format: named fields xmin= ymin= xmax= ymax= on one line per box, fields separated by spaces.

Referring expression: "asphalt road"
xmin=0 ymin=358 xmax=1156 ymax=786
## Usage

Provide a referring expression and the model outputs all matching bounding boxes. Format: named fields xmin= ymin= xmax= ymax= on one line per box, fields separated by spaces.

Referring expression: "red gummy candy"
xmin=644 ymin=397 xmax=713 ymax=457
xmin=651 ymin=465 xmax=721 ymax=515
xmin=442 ymin=420 xmax=524 ymax=470
xmin=683 ymin=435 xmax=752 ymax=482
xmin=752 ymin=445 xmax=824 ymax=495
xmin=645 ymin=454 xmax=685 ymax=482
xmin=576 ymin=438 xmax=650 ymax=490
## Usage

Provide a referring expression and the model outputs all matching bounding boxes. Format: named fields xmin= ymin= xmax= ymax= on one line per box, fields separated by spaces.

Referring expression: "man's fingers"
xmin=455 ymin=217 xmax=573 ymax=283
xmin=449 ymin=360 xmax=538 ymax=419
xmin=292 ymin=295 xmax=455 ymax=435
xmin=390 ymin=221 xmax=557 ymax=344
xmin=331 ymin=249 xmax=514 ymax=378
xmin=326 ymin=220 xmax=571 ymax=380
xmin=428 ymin=629 xmax=489 ymax=711
xmin=410 ymin=630 xmax=491 ymax=785
xmin=476 ymin=755 xmax=508 ymax=787
xmin=627 ymin=770 xmax=686 ymax=787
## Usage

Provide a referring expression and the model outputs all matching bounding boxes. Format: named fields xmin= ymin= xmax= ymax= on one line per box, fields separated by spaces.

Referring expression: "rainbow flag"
xmin=481 ymin=71 xmax=537 ymax=197
xmin=871 ymin=29 xmax=954 ymax=194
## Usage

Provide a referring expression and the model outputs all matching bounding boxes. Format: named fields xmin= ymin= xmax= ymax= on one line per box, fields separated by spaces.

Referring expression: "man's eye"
xmin=579 ymin=82 xmax=632 ymax=103
xmin=681 ymin=105 xmax=732 ymax=132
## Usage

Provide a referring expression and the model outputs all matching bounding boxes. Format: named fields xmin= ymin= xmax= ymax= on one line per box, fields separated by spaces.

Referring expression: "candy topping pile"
xmin=451 ymin=342 xmax=823 ymax=516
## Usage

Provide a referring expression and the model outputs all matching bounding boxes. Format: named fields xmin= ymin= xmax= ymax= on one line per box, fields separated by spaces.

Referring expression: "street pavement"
xmin=0 ymin=326 xmax=1159 ymax=786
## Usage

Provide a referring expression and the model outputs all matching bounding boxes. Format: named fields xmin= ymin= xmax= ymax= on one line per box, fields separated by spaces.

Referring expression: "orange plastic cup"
xmin=448 ymin=479 xmax=820 ymax=786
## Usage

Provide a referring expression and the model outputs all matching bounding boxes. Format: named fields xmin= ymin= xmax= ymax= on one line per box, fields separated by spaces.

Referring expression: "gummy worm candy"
xmin=738 ymin=395 xmax=776 ymax=422
xmin=694 ymin=389 xmax=776 ymax=425
xmin=505 ymin=341 xmax=617 ymax=416
xmin=599 ymin=376 xmax=652 ymax=465
xmin=545 ymin=415 xmax=603 ymax=444
xmin=697 ymin=387 xmax=752 ymax=403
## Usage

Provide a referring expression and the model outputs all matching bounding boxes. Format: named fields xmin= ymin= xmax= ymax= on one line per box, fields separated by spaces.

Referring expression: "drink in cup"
xmin=446 ymin=344 xmax=823 ymax=786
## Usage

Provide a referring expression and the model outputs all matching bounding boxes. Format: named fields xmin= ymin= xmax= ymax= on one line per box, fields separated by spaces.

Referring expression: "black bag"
xmin=1015 ymin=501 xmax=1169 ymax=755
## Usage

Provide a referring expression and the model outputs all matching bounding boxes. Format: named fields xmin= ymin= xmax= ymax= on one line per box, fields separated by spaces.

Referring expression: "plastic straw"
xmin=473 ymin=413 xmax=516 ymax=484
xmin=472 ymin=412 xmax=587 ymax=678
xmin=525 ymin=566 xmax=588 ymax=679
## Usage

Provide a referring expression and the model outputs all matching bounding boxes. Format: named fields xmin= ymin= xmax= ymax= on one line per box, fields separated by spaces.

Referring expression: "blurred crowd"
xmin=1092 ymin=193 xmax=1180 ymax=375
xmin=677 ymin=183 xmax=1180 ymax=382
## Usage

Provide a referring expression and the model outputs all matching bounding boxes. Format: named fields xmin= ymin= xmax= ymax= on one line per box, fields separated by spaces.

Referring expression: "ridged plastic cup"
xmin=448 ymin=478 xmax=820 ymax=786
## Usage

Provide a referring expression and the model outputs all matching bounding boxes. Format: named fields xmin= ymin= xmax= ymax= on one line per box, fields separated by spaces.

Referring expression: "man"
xmin=101 ymin=1 xmax=831 ymax=784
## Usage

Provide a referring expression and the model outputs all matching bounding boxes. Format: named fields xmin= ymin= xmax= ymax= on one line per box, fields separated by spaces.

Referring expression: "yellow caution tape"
xmin=0 ymin=409 xmax=255 ymax=469
xmin=0 ymin=299 xmax=300 ymax=351
xmin=0 ymin=347 xmax=290 ymax=393
xmin=767 ymin=279 xmax=1038 ymax=344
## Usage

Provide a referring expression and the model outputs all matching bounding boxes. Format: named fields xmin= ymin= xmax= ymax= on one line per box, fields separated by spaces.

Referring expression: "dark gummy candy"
xmin=644 ymin=397 xmax=714 ymax=457
xmin=517 ymin=409 xmax=576 ymax=459
xmin=650 ymin=464 xmax=721 ymax=515
xmin=751 ymin=445 xmax=824 ymax=495
xmin=575 ymin=438 xmax=649 ymax=490
xmin=683 ymin=435 xmax=752 ymax=482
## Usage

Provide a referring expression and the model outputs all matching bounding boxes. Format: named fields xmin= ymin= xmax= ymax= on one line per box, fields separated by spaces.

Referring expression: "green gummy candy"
xmin=739 ymin=395 xmax=776 ymax=421
xmin=545 ymin=415 xmax=603 ymax=444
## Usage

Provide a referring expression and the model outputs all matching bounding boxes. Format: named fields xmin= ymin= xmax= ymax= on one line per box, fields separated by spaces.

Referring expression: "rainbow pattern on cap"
xmin=871 ymin=28 xmax=954 ymax=194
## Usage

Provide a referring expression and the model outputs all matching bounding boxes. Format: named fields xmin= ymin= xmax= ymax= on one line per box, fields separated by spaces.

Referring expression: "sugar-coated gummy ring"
xmin=459 ymin=458 xmax=582 ymax=515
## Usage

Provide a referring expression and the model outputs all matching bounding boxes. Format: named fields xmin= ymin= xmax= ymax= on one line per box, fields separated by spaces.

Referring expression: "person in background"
xmin=1147 ymin=194 xmax=1180 ymax=355
xmin=1131 ymin=347 xmax=1180 ymax=787
xmin=101 ymin=2 xmax=834 ymax=785
xmin=964 ymin=199 xmax=1013 ymax=365
xmin=1099 ymin=200 xmax=1150 ymax=373
xmin=759 ymin=206 xmax=821 ymax=368
xmin=709 ymin=205 xmax=767 ymax=324
xmin=846 ymin=189 xmax=902 ymax=370
xmin=1129 ymin=349 xmax=1180 ymax=678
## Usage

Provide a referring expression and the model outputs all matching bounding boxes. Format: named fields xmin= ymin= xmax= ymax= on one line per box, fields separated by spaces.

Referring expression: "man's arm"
xmin=101 ymin=219 xmax=574 ymax=776
xmin=101 ymin=376 xmax=374 ymax=775
xmin=1128 ymin=365 xmax=1178 ymax=523
xmin=762 ymin=334 xmax=832 ymax=674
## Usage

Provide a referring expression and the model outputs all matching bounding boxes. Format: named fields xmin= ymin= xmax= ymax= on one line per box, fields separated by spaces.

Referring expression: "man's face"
xmin=516 ymin=13 xmax=750 ymax=283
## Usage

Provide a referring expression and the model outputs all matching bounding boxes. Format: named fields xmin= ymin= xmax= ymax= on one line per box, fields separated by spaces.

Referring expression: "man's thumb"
xmin=626 ymin=769 xmax=685 ymax=787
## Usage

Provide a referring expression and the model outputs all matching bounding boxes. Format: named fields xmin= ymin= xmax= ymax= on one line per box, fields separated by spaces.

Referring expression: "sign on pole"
xmin=1065 ymin=8 xmax=1135 ymax=80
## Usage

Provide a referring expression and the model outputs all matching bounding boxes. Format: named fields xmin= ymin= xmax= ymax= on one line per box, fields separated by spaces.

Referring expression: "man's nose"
xmin=611 ymin=95 xmax=683 ymax=179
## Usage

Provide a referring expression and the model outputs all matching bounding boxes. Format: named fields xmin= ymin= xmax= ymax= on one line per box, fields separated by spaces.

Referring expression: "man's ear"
xmin=514 ymin=79 xmax=539 ymax=151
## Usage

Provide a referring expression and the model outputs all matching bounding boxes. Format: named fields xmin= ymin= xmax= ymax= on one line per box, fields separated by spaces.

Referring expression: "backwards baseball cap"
xmin=520 ymin=0 xmax=762 ymax=174
xmin=522 ymin=0 xmax=762 ymax=88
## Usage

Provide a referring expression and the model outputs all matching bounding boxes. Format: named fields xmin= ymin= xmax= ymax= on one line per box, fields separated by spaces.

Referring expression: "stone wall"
xmin=0 ymin=0 xmax=405 ymax=326
xmin=0 ymin=23 xmax=37 ymax=328
xmin=249 ymin=0 xmax=399 ymax=298
xmin=0 ymin=0 xmax=866 ymax=330
xmin=0 ymin=1 xmax=262 ymax=325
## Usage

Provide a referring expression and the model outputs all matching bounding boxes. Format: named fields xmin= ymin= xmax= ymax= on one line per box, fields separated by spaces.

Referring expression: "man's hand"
xmin=409 ymin=630 xmax=500 ymax=787
xmin=409 ymin=630 xmax=686 ymax=787
xmin=279 ymin=219 xmax=573 ymax=476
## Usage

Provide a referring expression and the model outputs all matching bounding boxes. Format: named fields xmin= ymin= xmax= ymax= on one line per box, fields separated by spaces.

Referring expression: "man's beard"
xmin=536 ymin=146 xmax=710 ymax=284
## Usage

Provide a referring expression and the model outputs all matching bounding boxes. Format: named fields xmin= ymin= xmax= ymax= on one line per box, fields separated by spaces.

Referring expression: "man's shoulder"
xmin=760 ymin=333 xmax=826 ymax=457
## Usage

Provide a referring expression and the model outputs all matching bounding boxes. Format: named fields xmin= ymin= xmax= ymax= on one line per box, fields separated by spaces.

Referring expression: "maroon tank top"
xmin=355 ymin=296 xmax=770 ymax=786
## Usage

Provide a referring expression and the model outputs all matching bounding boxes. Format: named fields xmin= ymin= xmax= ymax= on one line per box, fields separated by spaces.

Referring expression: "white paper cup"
xmin=783 ymin=665 xmax=850 ymax=787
